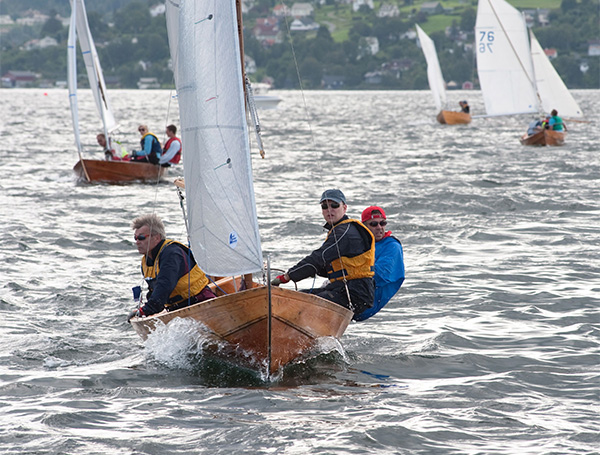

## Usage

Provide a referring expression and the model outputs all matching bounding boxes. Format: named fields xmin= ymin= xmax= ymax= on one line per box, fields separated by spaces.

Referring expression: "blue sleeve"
xmin=374 ymin=239 xmax=404 ymax=287
xmin=142 ymin=136 xmax=154 ymax=155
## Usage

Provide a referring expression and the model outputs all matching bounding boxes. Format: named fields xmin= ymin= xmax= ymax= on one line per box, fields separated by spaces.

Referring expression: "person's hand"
xmin=127 ymin=308 xmax=144 ymax=323
xmin=271 ymin=274 xmax=289 ymax=286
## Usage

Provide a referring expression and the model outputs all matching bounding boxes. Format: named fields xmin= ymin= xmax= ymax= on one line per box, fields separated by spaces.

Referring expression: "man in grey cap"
xmin=271 ymin=189 xmax=375 ymax=319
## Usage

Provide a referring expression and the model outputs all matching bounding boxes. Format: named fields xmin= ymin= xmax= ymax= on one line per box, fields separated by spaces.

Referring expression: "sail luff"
xmin=416 ymin=24 xmax=447 ymax=111
xmin=172 ymin=0 xmax=263 ymax=277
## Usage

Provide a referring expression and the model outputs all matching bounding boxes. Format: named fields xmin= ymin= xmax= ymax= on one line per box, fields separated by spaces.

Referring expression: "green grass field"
xmin=315 ymin=0 xmax=565 ymax=43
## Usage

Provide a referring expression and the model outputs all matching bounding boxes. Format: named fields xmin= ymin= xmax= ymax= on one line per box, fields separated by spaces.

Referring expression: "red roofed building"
xmin=253 ymin=17 xmax=283 ymax=46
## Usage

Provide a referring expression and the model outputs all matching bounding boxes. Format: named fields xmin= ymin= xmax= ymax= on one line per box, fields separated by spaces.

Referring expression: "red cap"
xmin=362 ymin=206 xmax=386 ymax=222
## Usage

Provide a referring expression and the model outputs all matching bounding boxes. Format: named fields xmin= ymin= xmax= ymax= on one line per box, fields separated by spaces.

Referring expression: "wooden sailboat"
xmin=475 ymin=0 xmax=583 ymax=145
xmin=68 ymin=0 xmax=166 ymax=183
xmin=415 ymin=24 xmax=471 ymax=125
xmin=130 ymin=0 xmax=352 ymax=376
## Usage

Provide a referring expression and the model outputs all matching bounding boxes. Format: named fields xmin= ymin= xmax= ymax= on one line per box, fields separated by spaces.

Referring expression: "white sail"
xmin=169 ymin=0 xmax=263 ymax=276
xmin=72 ymin=0 xmax=117 ymax=133
xmin=416 ymin=24 xmax=447 ymax=111
xmin=165 ymin=0 xmax=180 ymax=86
xmin=67 ymin=1 xmax=83 ymax=158
xmin=529 ymin=30 xmax=583 ymax=118
xmin=475 ymin=0 xmax=539 ymax=116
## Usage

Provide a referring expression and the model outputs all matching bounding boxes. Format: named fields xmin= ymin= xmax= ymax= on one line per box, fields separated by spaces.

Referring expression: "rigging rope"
xmin=280 ymin=3 xmax=354 ymax=311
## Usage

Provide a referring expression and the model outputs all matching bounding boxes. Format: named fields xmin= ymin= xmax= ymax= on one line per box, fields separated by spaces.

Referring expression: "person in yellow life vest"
xmin=271 ymin=189 xmax=375 ymax=319
xmin=127 ymin=214 xmax=216 ymax=322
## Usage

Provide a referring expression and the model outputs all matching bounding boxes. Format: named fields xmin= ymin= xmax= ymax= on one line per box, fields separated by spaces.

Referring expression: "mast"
xmin=235 ymin=0 xmax=247 ymax=96
xmin=235 ymin=0 xmax=258 ymax=290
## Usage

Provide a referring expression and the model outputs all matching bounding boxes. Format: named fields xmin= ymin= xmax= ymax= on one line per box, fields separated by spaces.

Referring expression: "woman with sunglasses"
xmin=130 ymin=124 xmax=163 ymax=164
xmin=271 ymin=189 xmax=375 ymax=319
xmin=353 ymin=206 xmax=405 ymax=321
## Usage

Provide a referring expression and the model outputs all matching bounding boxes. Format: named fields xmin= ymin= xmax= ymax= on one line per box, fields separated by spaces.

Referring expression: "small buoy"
xmin=44 ymin=92 xmax=48 ymax=96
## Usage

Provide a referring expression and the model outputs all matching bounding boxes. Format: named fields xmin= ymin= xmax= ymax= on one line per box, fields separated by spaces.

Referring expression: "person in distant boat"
xmin=354 ymin=206 xmax=405 ymax=321
xmin=159 ymin=124 xmax=182 ymax=166
xmin=130 ymin=125 xmax=162 ymax=164
xmin=270 ymin=189 xmax=375 ymax=319
xmin=97 ymin=133 xmax=130 ymax=161
xmin=459 ymin=100 xmax=470 ymax=114
xmin=526 ymin=119 xmax=544 ymax=136
xmin=548 ymin=109 xmax=567 ymax=132
xmin=127 ymin=214 xmax=216 ymax=322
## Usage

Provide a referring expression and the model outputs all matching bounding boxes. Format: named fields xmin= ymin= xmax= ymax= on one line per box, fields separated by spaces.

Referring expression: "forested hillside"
xmin=1 ymin=0 xmax=598 ymax=89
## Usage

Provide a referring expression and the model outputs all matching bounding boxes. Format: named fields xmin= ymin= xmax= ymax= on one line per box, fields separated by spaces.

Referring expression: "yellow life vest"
xmin=326 ymin=219 xmax=375 ymax=282
xmin=141 ymin=239 xmax=209 ymax=308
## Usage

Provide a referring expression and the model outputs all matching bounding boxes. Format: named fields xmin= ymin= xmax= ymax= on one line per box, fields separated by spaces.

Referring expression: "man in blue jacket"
xmin=354 ymin=206 xmax=405 ymax=321
xmin=131 ymin=124 xmax=162 ymax=164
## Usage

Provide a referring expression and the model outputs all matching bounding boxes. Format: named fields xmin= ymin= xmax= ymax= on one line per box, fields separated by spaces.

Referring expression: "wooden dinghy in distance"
xmin=437 ymin=110 xmax=471 ymax=125
xmin=130 ymin=277 xmax=353 ymax=375
xmin=519 ymin=129 xmax=566 ymax=146
xmin=74 ymin=159 xmax=166 ymax=183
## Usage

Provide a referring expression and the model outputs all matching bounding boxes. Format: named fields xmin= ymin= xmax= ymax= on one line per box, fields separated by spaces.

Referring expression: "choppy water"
xmin=1 ymin=88 xmax=599 ymax=454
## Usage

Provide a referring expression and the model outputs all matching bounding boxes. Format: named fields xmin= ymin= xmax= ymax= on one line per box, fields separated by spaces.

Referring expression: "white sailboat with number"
xmin=475 ymin=0 xmax=584 ymax=144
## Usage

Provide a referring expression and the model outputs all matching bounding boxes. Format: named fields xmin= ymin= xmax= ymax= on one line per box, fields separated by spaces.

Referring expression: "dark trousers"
xmin=167 ymin=286 xmax=217 ymax=312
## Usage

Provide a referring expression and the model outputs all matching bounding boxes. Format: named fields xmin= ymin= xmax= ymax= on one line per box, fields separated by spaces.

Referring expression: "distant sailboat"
xmin=475 ymin=0 xmax=583 ymax=145
xmin=415 ymin=24 xmax=471 ymax=125
xmin=130 ymin=0 xmax=353 ymax=376
xmin=68 ymin=0 xmax=166 ymax=182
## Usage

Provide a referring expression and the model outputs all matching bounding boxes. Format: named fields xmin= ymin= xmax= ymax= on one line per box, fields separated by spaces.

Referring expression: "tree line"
xmin=1 ymin=0 xmax=598 ymax=89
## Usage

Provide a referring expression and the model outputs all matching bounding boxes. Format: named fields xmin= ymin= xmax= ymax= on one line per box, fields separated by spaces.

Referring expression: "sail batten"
xmin=170 ymin=0 xmax=263 ymax=276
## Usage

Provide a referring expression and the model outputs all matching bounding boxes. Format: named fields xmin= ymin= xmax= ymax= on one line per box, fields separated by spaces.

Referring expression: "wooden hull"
xmin=520 ymin=129 xmax=566 ymax=146
xmin=73 ymin=159 xmax=166 ymax=183
xmin=436 ymin=110 xmax=471 ymax=125
xmin=130 ymin=281 xmax=353 ymax=375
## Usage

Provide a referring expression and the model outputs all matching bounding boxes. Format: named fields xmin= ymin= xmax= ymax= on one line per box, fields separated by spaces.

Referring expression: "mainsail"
xmin=67 ymin=0 xmax=83 ymax=158
xmin=68 ymin=0 xmax=117 ymax=153
xmin=169 ymin=0 xmax=263 ymax=276
xmin=416 ymin=24 xmax=447 ymax=111
xmin=475 ymin=0 xmax=538 ymax=116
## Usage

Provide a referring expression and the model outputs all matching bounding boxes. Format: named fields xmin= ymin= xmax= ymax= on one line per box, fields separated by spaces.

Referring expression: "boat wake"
xmin=141 ymin=317 xmax=351 ymax=385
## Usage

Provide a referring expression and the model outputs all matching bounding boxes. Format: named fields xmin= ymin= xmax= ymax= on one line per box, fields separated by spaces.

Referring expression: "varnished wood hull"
xmin=130 ymin=282 xmax=353 ymax=375
xmin=520 ymin=129 xmax=566 ymax=146
xmin=436 ymin=110 xmax=471 ymax=125
xmin=73 ymin=159 xmax=166 ymax=183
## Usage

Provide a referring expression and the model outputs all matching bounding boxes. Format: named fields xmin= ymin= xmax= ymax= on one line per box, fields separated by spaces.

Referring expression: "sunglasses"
xmin=368 ymin=220 xmax=387 ymax=227
xmin=134 ymin=233 xmax=150 ymax=241
xmin=321 ymin=201 xmax=340 ymax=210
xmin=138 ymin=128 xmax=146 ymax=133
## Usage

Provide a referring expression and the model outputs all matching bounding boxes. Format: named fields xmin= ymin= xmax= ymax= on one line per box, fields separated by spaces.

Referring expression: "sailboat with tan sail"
xmin=129 ymin=0 xmax=354 ymax=376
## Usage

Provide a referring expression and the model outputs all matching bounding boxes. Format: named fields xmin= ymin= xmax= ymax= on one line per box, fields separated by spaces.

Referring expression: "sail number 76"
xmin=478 ymin=31 xmax=494 ymax=53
